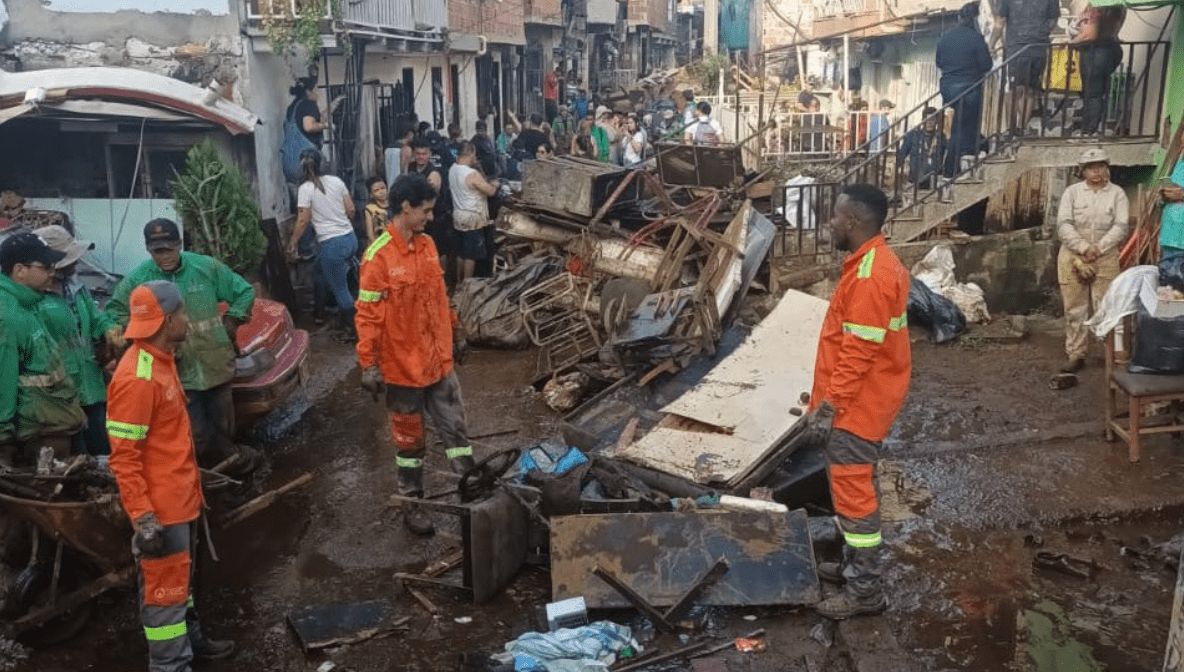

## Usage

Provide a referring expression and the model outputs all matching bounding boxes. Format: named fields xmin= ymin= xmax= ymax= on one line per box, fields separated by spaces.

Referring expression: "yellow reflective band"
xmin=888 ymin=312 xmax=908 ymax=331
xmin=144 ymin=621 xmax=187 ymax=642
xmin=445 ymin=446 xmax=473 ymax=460
xmin=107 ymin=420 xmax=148 ymax=440
xmin=358 ymin=289 xmax=383 ymax=303
xmin=396 ymin=456 xmax=423 ymax=469
xmin=857 ymin=248 xmax=876 ymax=279
xmin=842 ymin=322 xmax=886 ymax=344
xmin=136 ymin=349 xmax=153 ymax=381
xmin=364 ymin=231 xmax=391 ymax=262
xmin=844 ymin=531 xmax=883 ymax=548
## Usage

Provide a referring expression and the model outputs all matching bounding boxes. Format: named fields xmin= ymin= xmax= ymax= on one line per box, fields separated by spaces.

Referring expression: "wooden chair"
xmin=1104 ymin=314 xmax=1184 ymax=462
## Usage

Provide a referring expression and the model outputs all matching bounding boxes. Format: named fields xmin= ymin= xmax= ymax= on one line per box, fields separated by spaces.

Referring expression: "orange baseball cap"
xmin=124 ymin=280 xmax=184 ymax=339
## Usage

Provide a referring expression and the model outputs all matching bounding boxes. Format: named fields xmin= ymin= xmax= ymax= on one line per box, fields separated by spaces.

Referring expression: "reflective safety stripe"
xmin=844 ymin=531 xmax=882 ymax=548
xmin=364 ymin=231 xmax=392 ymax=262
xmin=136 ymin=349 xmax=154 ymax=381
xmin=107 ymin=420 xmax=149 ymax=441
xmin=144 ymin=621 xmax=187 ymax=641
xmin=445 ymin=446 xmax=473 ymax=460
xmin=842 ymin=322 xmax=887 ymax=344
xmin=17 ymin=370 xmax=65 ymax=387
xmin=395 ymin=455 xmax=423 ymax=469
xmin=857 ymin=248 xmax=876 ymax=279
xmin=888 ymin=312 xmax=908 ymax=331
xmin=187 ymin=595 xmax=195 ymax=608
xmin=358 ymin=289 xmax=383 ymax=303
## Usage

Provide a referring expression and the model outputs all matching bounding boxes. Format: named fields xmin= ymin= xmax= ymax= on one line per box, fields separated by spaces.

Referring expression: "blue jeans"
xmin=318 ymin=231 xmax=358 ymax=319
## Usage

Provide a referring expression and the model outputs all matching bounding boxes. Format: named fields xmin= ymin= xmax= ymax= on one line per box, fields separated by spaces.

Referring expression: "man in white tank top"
xmin=448 ymin=141 xmax=500 ymax=282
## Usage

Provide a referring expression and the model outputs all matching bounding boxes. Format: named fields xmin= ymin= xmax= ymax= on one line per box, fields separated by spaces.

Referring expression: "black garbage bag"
xmin=454 ymin=254 xmax=565 ymax=348
xmin=1130 ymin=307 xmax=1184 ymax=374
xmin=907 ymin=276 xmax=966 ymax=344
xmin=1159 ymin=256 xmax=1184 ymax=293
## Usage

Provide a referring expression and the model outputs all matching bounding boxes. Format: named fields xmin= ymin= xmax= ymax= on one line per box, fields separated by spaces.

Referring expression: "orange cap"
xmin=124 ymin=280 xmax=183 ymax=339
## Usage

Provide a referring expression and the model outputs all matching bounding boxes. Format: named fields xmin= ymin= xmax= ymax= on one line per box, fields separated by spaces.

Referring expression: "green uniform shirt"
xmin=0 ymin=274 xmax=85 ymax=444
xmin=104 ymin=252 xmax=254 ymax=392
xmin=36 ymin=280 xmax=115 ymax=407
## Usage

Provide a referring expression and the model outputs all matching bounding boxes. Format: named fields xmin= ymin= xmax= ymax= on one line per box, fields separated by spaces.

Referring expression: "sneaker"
xmin=1060 ymin=358 xmax=1085 ymax=374
xmin=191 ymin=637 xmax=235 ymax=662
xmin=817 ymin=562 xmax=845 ymax=585
xmin=815 ymin=590 xmax=887 ymax=620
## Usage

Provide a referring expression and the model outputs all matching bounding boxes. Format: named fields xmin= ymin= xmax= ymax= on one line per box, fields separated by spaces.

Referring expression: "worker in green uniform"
xmin=33 ymin=225 xmax=124 ymax=455
xmin=0 ymin=231 xmax=85 ymax=464
xmin=104 ymin=219 xmax=259 ymax=473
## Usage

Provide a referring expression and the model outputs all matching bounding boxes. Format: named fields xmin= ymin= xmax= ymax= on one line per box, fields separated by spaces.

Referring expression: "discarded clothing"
xmin=911 ymin=244 xmax=990 ymax=324
xmin=503 ymin=621 xmax=636 ymax=672
xmin=1086 ymin=265 xmax=1160 ymax=338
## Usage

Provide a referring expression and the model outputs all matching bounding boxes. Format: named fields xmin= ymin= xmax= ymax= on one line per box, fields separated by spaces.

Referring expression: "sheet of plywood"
xmin=550 ymin=509 xmax=819 ymax=608
xmin=609 ymin=290 xmax=828 ymax=486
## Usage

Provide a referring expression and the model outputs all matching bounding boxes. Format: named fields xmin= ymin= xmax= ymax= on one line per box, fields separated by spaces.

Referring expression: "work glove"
xmin=1082 ymin=245 xmax=1101 ymax=264
xmin=803 ymin=400 xmax=836 ymax=445
xmin=360 ymin=366 xmax=385 ymax=402
xmin=223 ymin=316 xmax=247 ymax=355
xmin=133 ymin=511 xmax=165 ymax=557
xmin=1072 ymin=257 xmax=1098 ymax=284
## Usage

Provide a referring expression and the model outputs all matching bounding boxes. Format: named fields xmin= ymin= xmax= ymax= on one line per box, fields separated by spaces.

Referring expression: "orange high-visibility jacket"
xmin=811 ymin=234 xmax=912 ymax=442
xmin=355 ymin=225 xmax=456 ymax=388
xmin=107 ymin=342 xmax=203 ymax=526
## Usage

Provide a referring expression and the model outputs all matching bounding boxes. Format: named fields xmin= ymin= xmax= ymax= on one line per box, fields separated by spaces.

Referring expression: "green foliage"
xmin=260 ymin=0 xmax=343 ymax=64
xmin=172 ymin=140 xmax=266 ymax=276
xmin=686 ymin=52 xmax=733 ymax=95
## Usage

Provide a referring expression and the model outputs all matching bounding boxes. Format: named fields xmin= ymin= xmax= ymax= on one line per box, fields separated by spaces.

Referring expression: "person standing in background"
xmin=936 ymin=2 xmax=993 ymax=174
xmin=544 ymin=65 xmax=561 ymax=124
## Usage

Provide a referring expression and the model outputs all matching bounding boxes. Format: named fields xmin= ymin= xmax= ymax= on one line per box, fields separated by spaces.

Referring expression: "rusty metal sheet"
xmin=550 ymin=508 xmax=820 ymax=608
xmin=655 ymin=142 xmax=745 ymax=189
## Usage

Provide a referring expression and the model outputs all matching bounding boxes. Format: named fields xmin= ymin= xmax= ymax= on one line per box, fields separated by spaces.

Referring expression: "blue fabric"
xmin=940 ymin=79 xmax=984 ymax=173
xmin=1161 ymin=161 xmax=1184 ymax=251
xmin=319 ymin=232 xmax=358 ymax=317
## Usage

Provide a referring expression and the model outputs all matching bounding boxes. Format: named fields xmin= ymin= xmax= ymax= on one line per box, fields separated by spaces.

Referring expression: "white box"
xmin=545 ymin=597 xmax=588 ymax=631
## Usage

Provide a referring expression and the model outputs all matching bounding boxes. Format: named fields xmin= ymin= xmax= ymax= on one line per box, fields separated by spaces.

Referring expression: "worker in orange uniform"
xmin=355 ymin=172 xmax=474 ymax=536
xmin=106 ymin=280 xmax=234 ymax=671
xmin=806 ymin=184 xmax=912 ymax=620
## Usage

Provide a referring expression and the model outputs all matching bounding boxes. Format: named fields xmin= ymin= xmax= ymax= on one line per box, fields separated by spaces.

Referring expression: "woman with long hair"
xmin=285 ymin=149 xmax=358 ymax=341
xmin=287 ymin=76 xmax=326 ymax=148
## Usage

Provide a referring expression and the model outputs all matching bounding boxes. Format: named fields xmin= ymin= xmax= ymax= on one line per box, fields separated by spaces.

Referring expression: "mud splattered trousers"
xmin=826 ymin=429 xmax=884 ymax=599
xmin=185 ymin=383 xmax=234 ymax=469
xmin=136 ymin=520 xmax=217 ymax=672
xmin=1057 ymin=247 xmax=1119 ymax=361
xmin=385 ymin=371 xmax=473 ymax=494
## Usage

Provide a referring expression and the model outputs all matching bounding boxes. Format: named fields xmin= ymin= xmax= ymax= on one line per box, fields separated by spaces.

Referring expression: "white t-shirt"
xmin=297 ymin=175 xmax=353 ymax=242
xmin=623 ymin=129 xmax=647 ymax=165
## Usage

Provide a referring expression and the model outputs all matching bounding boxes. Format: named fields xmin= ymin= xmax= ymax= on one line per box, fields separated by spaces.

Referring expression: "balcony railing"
xmin=246 ymin=0 xmax=446 ymax=36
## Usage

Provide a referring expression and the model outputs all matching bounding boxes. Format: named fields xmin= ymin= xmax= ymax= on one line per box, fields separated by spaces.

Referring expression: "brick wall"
xmin=450 ymin=0 xmax=526 ymax=44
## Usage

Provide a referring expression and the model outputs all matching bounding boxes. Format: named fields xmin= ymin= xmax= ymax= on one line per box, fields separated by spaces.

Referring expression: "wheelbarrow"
xmin=0 ymin=489 xmax=135 ymax=642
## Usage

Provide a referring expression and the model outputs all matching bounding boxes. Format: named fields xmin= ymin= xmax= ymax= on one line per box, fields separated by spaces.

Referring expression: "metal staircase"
xmin=838 ymin=40 xmax=1169 ymax=242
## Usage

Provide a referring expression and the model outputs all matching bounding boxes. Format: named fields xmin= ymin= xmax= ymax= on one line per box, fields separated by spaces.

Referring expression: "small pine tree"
xmin=172 ymin=140 xmax=266 ymax=276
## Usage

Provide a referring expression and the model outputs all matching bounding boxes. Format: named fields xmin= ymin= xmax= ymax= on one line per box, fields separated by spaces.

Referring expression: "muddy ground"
xmin=12 ymin=310 xmax=1184 ymax=672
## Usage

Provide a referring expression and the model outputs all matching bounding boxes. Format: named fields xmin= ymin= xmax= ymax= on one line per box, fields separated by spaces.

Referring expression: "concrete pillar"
xmin=703 ymin=0 xmax=717 ymax=55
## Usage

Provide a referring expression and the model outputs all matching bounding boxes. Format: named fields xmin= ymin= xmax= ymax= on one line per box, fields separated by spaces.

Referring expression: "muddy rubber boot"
xmin=190 ymin=636 xmax=235 ymax=662
xmin=816 ymin=562 xmax=845 ymax=585
xmin=398 ymin=466 xmax=435 ymax=536
xmin=449 ymin=455 xmax=477 ymax=476
xmin=814 ymin=588 xmax=887 ymax=620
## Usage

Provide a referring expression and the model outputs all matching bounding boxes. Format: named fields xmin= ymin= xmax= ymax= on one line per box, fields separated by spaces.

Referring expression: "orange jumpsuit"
xmin=811 ymin=233 xmax=911 ymax=566
xmin=107 ymin=342 xmax=204 ymax=671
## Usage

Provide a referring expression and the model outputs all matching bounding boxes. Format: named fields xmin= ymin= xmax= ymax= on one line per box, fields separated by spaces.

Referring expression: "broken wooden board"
xmin=520 ymin=157 xmax=638 ymax=218
xmin=287 ymin=599 xmax=405 ymax=651
xmin=550 ymin=508 xmax=820 ymax=608
xmin=608 ymin=290 xmax=828 ymax=487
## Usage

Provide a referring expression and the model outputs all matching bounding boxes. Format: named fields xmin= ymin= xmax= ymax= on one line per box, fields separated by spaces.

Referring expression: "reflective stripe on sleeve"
xmin=842 ymin=322 xmax=887 ymax=344
xmin=136 ymin=349 xmax=153 ymax=381
xmin=857 ymin=248 xmax=876 ymax=279
xmin=888 ymin=312 xmax=908 ymax=331
xmin=844 ymin=530 xmax=882 ymax=548
xmin=107 ymin=420 xmax=149 ymax=440
xmin=364 ymin=231 xmax=392 ymax=262
xmin=445 ymin=446 xmax=473 ymax=460
xmin=17 ymin=370 xmax=66 ymax=387
xmin=395 ymin=455 xmax=423 ymax=469
xmin=144 ymin=621 xmax=187 ymax=641
xmin=358 ymin=289 xmax=383 ymax=303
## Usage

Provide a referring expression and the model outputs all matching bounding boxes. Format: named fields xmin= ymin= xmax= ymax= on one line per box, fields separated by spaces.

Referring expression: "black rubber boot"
xmin=397 ymin=466 xmax=434 ymax=536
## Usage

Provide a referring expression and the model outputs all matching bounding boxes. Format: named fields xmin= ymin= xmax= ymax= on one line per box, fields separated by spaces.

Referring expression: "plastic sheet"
xmin=454 ymin=255 xmax=565 ymax=348
xmin=907 ymin=276 xmax=966 ymax=344
xmin=503 ymin=621 xmax=636 ymax=672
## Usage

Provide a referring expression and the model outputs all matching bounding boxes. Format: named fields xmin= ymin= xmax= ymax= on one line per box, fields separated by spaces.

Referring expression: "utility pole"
xmin=703 ymin=0 xmax=717 ymax=55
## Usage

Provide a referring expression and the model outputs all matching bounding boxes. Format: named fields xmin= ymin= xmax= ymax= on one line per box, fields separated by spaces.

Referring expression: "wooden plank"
xmin=609 ymin=290 xmax=827 ymax=486
xmin=550 ymin=509 xmax=820 ymax=608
